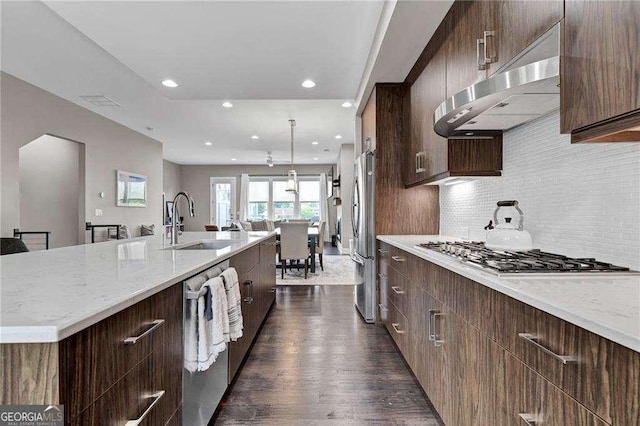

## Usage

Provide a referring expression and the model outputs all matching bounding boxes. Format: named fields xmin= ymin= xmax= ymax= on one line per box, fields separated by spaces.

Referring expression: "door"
xmin=210 ymin=178 xmax=236 ymax=228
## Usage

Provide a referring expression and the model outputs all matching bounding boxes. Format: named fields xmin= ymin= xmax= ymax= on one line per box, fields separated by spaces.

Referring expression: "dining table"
xmin=274 ymin=226 xmax=319 ymax=273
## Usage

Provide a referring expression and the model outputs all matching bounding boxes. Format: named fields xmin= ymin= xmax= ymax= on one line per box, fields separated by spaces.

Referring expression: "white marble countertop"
xmin=378 ymin=235 xmax=640 ymax=353
xmin=0 ymin=231 xmax=274 ymax=343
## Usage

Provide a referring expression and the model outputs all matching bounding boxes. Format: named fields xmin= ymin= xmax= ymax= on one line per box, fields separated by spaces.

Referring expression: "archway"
xmin=18 ymin=134 xmax=86 ymax=249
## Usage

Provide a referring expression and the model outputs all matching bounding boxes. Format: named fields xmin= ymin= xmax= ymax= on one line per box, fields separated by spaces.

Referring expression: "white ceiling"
xmin=1 ymin=1 xmax=452 ymax=165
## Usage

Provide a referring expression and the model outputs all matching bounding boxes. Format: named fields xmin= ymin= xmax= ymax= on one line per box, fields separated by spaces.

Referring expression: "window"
xmin=299 ymin=180 xmax=320 ymax=220
xmin=247 ymin=176 xmax=321 ymax=221
xmin=248 ymin=180 xmax=269 ymax=220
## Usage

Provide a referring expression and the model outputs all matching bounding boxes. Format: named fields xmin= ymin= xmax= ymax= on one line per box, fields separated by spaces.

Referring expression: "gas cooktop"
xmin=417 ymin=241 xmax=635 ymax=275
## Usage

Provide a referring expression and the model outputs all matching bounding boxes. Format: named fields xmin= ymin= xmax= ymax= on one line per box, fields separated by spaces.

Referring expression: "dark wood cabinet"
xmin=487 ymin=0 xmax=563 ymax=76
xmin=561 ymin=0 xmax=640 ymax=143
xmin=362 ymin=85 xmax=440 ymax=236
xmin=444 ymin=0 xmax=492 ymax=99
xmin=60 ymin=284 xmax=183 ymax=425
xmin=404 ymin=29 xmax=447 ymax=187
xmin=377 ymin=240 xmax=639 ymax=426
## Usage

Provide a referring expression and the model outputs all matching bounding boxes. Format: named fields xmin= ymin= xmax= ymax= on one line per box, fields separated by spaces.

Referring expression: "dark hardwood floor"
xmin=215 ymin=285 xmax=441 ymax=425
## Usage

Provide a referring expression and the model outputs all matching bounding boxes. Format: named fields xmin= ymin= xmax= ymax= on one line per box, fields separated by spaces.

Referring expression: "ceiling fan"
xmin=265 ymin=151 xmax=288 ymax=167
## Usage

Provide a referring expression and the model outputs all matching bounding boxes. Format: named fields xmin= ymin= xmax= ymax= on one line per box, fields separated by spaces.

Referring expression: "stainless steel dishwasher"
xmin=183 ymin=260 xmax=229 ymax=426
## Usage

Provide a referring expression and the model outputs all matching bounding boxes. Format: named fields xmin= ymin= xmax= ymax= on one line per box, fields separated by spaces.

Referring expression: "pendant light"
xmin=286 ymin=119 xmax=298 ymax=194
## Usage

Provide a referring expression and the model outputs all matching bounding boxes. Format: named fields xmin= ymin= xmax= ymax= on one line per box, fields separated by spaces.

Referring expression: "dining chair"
xmin=204 ymin=225 xmax=219 ymax=231
xmin=316 ymin=221 xmax=326 ymax=270
xmin=279 ymin=222 xmax=310 ymax=279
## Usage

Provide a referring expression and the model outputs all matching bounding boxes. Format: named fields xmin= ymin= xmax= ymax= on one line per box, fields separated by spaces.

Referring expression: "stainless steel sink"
xmin=167 ymin=240 xmax=235 ymax=250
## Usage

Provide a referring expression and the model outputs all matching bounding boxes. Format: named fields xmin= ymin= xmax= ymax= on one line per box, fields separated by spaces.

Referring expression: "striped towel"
xmin=221 ymin=267 xmax=244 ymax=341
xmin=184 ymin=275 xmax=228 ymax=372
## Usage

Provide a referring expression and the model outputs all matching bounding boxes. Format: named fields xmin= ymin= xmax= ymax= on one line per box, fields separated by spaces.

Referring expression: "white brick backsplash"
xmin=440 ymin=111 xmax=640 ymax=270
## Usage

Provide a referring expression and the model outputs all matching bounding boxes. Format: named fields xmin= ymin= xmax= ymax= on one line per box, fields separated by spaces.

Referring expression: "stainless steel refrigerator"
xmin=351 ymin=151 xmax=376 ymax=323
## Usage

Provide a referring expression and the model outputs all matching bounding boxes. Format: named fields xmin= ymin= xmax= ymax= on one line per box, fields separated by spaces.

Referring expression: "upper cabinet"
xmin=444 ymin=1 xmax=492 ymax=98
xmin=444 ymin=0 xmax=563 ymax=98
xmin=404 ymin=29 xmax=447 ymax=186
xmin=487 ymin=0 xmax=563 ymax=76
xmin=561 ymin=0 xmax=640 ymax=142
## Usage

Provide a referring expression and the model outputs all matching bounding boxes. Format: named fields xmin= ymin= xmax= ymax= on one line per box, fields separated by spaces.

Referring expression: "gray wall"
xmin=1 ymin=72 xmax=164 ymax=241
xmin=19 ymin=135 xmax=83 ymax=248
xmin=163 ymin=159 xmax=182 ymax=202
xmin=179 ymin=164 xmax=335 ymax=232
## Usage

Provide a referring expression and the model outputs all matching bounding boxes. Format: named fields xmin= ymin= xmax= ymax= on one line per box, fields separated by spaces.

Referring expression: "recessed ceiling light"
xmin=313 ymin=157 xmax=319 ymax=161
xmin=312 ymin=141 xmax=319 ymax=145
xmin=301 ymin=79 xmax=316 ymax=88
xmin=162 ymin=79 xmax=178 ymax=88
xmin=251 ymin=135 xmax=259 ymax=140
xmin=231 ymin=158 xmax=237 ymax=161
xmin=204 ymin=141 xmax=212 ymax=146
xmin=335 ymin=134 xmax=342 ymax=139
xmin=341 ymin=102 xmax=352 ymax=108
xmin=222 ymin=101 xmax=233 ymax=108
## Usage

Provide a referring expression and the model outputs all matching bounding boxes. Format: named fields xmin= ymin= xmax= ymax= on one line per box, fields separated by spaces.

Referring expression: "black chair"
xmin=1 ymin=238 xmax=30 ymax=255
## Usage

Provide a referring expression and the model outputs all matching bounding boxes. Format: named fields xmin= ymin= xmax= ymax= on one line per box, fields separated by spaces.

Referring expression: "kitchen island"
xmin=0 ymin=231 xmax=277 ymax=425
xmin=377 ymin=234 xmax=640 ymax=426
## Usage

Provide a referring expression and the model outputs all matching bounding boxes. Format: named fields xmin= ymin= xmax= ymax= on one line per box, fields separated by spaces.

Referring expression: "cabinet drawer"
xmin=377 ymin=242 xmax=408 ymax=276
xmin=70 ymin=355 xmax=157 ymax=426
xmin=495 ymin=292 xmax=639 ymax=425
xmin=496 ymin=350 xmax=607 ymax=426
xmin=229 ymin=243 xmax=260 ymax=279
xmin=383 ymin=265 xmax=412 ymax=317
xmin=60 ymin=297 xmax=158 ymax=417
xmin=385 ymin=298 xmax=410 ymax=358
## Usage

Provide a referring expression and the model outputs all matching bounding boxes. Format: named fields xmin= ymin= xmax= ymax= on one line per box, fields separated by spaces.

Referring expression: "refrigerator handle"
xmin=351 ymin=173 xmax=360 ymax=239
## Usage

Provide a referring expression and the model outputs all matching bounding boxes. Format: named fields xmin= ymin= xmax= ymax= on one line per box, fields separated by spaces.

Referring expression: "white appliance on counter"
xmin=352 ymin=151 xmax=377 ymax=323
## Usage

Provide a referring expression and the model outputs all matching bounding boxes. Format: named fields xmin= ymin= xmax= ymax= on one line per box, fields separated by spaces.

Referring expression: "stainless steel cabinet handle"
xmin=518 ymin=333 xmax=577 ymax=364
xmin=416 ymin=152 xmax=426 ymax=173
xmin=477 ymin=38 xmax=488 ymax=70
xmin=125 ymin=391 xmax=165 ymax=426
xmin=484 ymin=30 xmax=496 ymax=64
xmin=377 ymin=273 xmax=387 ymax=279
xmin=518 ymin=413 xmax=537 ymax=425
xmin=124 ymin=319 xmax=165 ymax=345
xmin=391 ymin=323 xmax=405 ymax=334
xmin=391 ymin=256 xmax=406 ymax=262
xmin=391 ymin=286 xmax=405 ymax=294
xmin=378 ymin=303 xmax=388 ymax=312
xmin=428 ymin=309 xmax=438 ymax=341
xmin=243 ymin=280 xmax=254 ymax=304
xmin=433 ymin=312 xmax=444 ymax=347
xmin=377 ymin=248 xmax=387 ymax=253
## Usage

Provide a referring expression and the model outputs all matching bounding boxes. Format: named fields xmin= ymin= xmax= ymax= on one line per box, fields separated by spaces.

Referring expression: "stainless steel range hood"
xmin=434 ymin=24 xmax=561 ymax=138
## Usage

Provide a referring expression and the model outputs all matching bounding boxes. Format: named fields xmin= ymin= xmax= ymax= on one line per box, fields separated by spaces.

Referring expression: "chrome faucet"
xmin=172 ymin=191 xmax=195 ymax=245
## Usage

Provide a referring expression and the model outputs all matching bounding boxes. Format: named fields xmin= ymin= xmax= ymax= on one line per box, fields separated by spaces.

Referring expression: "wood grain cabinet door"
xmin=561 ymin=0 xmax=640 ymax=133
xmin=494 ymin=292 xmax=640 ymax=425
xmin=259 ymin=236 xmax=277 ymax=315
xmin=59 ymin=296 xmax=154 ymax=418
xmin=445 ymin=0 xmax=492 ymax=98
xmin=442 ymin=311 xmax=494 ymax=426
xmin=404 ymin=41 xmax=447 ymax=187
xmin=487 ymin=0 xmax=563 ymax=76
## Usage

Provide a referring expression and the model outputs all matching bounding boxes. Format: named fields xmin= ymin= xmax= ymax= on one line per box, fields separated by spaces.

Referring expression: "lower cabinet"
xmin=60 ymin=284 xmax=183 ymax=426
xmin=377 ymin=241 xmax=637 ymax=426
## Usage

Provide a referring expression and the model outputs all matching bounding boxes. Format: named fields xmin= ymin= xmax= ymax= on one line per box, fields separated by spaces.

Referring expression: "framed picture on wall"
xmin=117 ymin=170 xmax=147 ymax=207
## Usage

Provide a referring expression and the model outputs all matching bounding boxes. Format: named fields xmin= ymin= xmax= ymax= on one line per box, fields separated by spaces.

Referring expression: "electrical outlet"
xmin=95 ymin=209 xmax=103 ymax=217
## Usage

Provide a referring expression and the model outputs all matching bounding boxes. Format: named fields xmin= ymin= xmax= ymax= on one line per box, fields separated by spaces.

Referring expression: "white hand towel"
xmin=184 ymin=275 xmax=229 ymax=372
xmin=221 ymin=267 xmax=244 ymax=341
